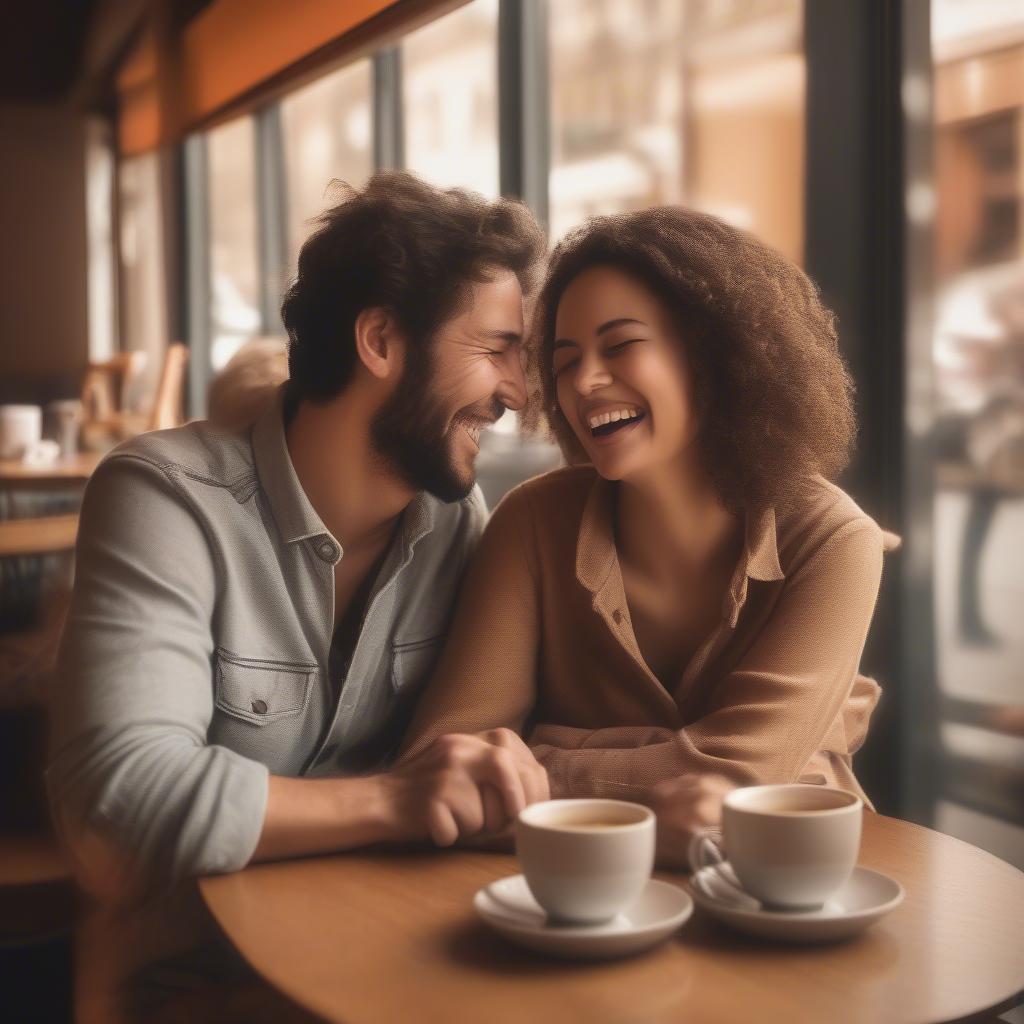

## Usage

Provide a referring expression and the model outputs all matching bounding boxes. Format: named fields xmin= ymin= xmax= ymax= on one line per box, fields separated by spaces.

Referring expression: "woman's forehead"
xmin=555 ymin=266 xmax=665 ymax=335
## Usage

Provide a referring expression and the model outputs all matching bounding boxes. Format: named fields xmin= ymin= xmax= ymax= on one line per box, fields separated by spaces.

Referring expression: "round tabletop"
xmin=199 ymin=814 xmax=1024 ymax=1024
xmin=0 ymin=452 xmax=102 ymax=489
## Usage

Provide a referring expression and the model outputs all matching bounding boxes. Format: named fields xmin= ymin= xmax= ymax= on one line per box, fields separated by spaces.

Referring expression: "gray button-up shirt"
xmin=47 ymin=391 xmax=485 ymax=896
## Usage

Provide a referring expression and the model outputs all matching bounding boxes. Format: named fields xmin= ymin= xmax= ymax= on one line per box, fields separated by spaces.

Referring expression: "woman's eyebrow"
xmin=596 ymin=317 xmax=645 ymax=335
xmin=554 ymin=317 xmax=647 ymax=349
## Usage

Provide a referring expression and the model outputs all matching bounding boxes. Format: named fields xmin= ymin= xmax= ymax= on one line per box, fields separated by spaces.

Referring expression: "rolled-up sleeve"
xmin=46 ymin=454 xmax=269 ymax=900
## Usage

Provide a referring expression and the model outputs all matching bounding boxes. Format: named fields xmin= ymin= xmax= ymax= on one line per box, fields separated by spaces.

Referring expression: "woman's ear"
xmin=354 ymin=308 xmax=404 ymax=381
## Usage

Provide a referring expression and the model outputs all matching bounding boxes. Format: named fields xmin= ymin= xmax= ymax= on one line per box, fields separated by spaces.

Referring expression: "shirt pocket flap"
xmin=390 ymin=635 xmax=443 ymax=694
xmin=215 ymin=648 xmax=316 ymax=726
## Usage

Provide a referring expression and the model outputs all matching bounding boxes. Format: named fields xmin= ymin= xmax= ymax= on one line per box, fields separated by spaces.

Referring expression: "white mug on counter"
xmin=0 ymin=404 xmax=43 ymax=459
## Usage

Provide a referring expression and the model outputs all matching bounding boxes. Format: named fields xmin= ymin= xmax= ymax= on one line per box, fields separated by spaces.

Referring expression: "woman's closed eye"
xmin=554 ymin=339 xmax=643 ymax=374
xmin=607 ymin=339 xmax=643 ymax=354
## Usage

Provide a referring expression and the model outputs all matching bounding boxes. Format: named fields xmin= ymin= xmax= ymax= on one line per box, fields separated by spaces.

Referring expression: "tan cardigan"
xmin=402 ymin=466 xmax=888 ymax=805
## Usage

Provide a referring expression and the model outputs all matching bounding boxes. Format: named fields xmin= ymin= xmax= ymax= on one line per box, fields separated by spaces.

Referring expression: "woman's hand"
xmin=643 ymin=774 xmax=736 ymax=870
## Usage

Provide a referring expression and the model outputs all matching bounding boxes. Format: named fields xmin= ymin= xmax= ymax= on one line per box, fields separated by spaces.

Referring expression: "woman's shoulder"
xmin=486 ymin=464 xmax=597 ymax=540
xmin=773 ymin=476 xmax=889 ymax=568
xmin=500 ymin=463 xmax=598 ymax=512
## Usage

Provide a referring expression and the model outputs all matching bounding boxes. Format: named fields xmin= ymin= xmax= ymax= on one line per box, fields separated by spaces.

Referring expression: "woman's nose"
xmin=573 ymin=355 xmax=613 ymax=396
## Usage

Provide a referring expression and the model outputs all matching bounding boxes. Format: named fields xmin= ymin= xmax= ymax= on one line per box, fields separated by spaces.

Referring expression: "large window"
xmin=280 ymin=60 xmax=374 ymax=272
xmin=547 ymin=0 xmax=804 ymax=262
xmin=402 ymin=0 xmax=500 ymax=197
xmin=118 ymin=151 xmax=168 ymax=410
xmin=929 ymin=0 xmax=1024 ymax=867
xmin=207 ymin=116 xmax=261 ymax=372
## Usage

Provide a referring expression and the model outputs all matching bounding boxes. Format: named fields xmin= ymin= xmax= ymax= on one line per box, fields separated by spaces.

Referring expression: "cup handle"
xmin=687 ymin=826 xmax=725 ymax=874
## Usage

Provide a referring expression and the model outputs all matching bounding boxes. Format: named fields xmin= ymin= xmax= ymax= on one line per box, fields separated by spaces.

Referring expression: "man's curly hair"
xmin=281 ymin=171 xmax=545 ymax=404
xmin=522 ymin=206 xmax=856 ymax=511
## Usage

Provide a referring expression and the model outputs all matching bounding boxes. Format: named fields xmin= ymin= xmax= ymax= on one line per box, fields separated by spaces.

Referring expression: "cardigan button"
xmin=612 ymin=608 xmax=623 ymax=625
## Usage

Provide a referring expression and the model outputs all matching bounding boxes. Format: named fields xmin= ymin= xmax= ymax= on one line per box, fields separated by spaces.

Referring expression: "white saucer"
xmin=474 ymin=874 xmax=693 ymax=959
xmin=690 ymin=864 xmax=904 ymax=942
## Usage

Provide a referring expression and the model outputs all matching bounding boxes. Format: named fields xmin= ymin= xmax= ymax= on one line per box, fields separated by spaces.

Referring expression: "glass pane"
xmin=930 ymin=0 xmax=1024 ymax=849
xmin=402 ymin=0 xmax=500 ymax=197
xmin=548 ymin=0 xmax=804 ymax=263
xmin=281 ymin=60 xmax=374 ymax=271
xmin=118 ymin=151 xmax=168 ymax=411
xmin=207 ymin=116 xmax=261 ymax=372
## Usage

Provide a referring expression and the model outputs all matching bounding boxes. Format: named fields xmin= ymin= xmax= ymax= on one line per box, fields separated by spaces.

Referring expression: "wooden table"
xmin=0 ymin=452 xmax=102 ymax=491
xmin=200 ymin=814 xmax=1024 ymax=1024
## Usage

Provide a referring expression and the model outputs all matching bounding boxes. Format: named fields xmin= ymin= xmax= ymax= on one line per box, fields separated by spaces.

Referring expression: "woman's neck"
xmin=615 ymin=456 xmax=742 ymax=582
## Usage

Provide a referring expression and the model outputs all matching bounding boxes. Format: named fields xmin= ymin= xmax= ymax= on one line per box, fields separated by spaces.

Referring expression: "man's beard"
xmin=370 ymin=351 xmax=503 ymax=503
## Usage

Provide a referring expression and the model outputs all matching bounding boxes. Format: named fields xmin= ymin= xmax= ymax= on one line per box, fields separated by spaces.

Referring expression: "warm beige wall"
xmin=0 ymin=103 xmax=89 ymax=397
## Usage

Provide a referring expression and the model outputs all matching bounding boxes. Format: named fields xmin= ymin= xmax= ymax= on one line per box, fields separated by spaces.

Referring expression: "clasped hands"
xmin=387 ymin=729 xmax=734 ymax=866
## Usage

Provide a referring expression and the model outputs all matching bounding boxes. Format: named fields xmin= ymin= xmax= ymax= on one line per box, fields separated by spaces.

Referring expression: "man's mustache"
xmin=453 ymin=398 xmax=505 ymax=428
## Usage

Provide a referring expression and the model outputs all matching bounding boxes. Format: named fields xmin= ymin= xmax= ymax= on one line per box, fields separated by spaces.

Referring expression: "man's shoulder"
xmin=99 ymin=419 xmax=257 ymax=494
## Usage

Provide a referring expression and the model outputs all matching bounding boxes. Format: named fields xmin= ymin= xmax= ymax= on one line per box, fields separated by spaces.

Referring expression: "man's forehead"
xmin=460 ymin=272 xmax=524 ymax=330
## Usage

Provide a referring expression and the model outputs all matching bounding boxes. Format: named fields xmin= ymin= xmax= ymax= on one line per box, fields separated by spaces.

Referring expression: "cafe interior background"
xmin=0 ymin=0 xmax=1022 ymax=1013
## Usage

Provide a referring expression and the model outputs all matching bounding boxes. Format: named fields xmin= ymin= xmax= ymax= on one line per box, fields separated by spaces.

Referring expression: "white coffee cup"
xmin=516 ymin=798 xmax=655 ymax=924
xmin=0 ymin=404 xmax=43 ymax=459
xmin=689 ymin=784 xmax=862 ymax=910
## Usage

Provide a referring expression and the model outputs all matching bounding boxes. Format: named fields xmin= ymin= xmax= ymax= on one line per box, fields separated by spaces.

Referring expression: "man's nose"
xmin=498 ymin=350 xmax=528 ymax=411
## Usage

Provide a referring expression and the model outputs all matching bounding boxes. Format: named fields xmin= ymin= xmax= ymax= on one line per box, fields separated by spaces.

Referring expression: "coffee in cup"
xmin=689 ymin=784 xmax=862 ymax=910
xmin=516 ymin=799 xmax=655 ymax=924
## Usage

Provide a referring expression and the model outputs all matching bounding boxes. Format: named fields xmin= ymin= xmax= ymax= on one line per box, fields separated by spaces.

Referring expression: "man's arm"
xmin=47 ymin=455 xmax=270 ymax=899
xmin=47 ymin=457 xmax=541 ymax=900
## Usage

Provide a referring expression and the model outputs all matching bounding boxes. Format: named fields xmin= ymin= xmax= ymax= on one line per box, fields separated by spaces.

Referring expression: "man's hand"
xmin=380 ymin=729 xmax=549 ymax=847
xmin=643 ymin=774 xmax=736 ymax=870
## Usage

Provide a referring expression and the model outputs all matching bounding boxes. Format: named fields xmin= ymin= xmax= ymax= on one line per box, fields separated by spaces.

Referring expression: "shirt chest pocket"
xmin=390 ymin=635 xmax=443 ymax=694
xmin=215 ymin=648 xmax=317 ymax=726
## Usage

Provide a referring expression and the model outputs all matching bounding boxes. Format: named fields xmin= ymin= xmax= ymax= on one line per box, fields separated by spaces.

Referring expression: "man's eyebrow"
xmin=481 ymin=329 xmax=522 ymax=344
xmin=554 ymin=318 xmax=646 ymax=349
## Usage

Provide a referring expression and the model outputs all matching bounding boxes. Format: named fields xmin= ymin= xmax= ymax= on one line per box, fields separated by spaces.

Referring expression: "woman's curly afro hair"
xmin=522 ymin=206 xmax=856 ymax=512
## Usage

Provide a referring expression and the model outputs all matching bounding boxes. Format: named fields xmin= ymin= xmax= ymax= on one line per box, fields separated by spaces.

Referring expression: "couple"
xmin=48 ymin=171 xmax=885 ymax=1017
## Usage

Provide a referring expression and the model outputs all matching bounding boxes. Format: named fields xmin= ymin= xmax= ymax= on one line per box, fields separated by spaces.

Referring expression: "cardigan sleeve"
xmin=398 ymin=485 xmax=541 ymax=760
xmin=527 ymin=520 xmax=885 ymax=798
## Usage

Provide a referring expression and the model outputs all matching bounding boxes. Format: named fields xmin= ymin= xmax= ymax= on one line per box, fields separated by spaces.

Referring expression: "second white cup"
xmin=516 ymin=798 xmax=655 ymax=924
xmin=689 ymin=783 xmax=863 ymax=910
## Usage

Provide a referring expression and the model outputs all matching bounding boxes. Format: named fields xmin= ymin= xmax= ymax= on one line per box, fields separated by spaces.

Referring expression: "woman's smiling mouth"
xmin=587 ymin=406 xmax=647 ymax=440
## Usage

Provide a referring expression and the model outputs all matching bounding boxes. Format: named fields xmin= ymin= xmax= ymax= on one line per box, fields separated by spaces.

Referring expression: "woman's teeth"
xmin=588 ymin=407 xmax=645 ymax=437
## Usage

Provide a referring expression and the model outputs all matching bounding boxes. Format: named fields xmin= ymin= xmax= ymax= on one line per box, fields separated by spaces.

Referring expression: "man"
xmin=47 ymin=172 xmax=548 ymax=1018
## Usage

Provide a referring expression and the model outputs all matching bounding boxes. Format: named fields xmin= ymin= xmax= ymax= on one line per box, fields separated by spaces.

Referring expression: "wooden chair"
xmin=81 ymin=343 xmax=189 ymax=447
xmin=148 ymin=342 xmax=189 ymax=432
xmin=80 ymin=352 xmax=147 ymax=427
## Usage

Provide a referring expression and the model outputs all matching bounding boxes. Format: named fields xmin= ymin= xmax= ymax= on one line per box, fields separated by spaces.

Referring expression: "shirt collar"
xmin=252 ymin=385 xmax=437 ymax=557
xmin=575 ymin=474 xmax=785 ymax=615
xmin=252 ymin=386 xmax=335 ymax=546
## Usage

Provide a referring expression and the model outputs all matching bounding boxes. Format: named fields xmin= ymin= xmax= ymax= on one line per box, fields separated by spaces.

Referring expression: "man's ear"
xmin=354 ymin=308 xmax=404 ymax=381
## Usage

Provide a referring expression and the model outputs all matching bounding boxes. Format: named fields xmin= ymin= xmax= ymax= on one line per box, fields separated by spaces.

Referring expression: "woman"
xmin=401 ymin=206 xmax=891 ymax=837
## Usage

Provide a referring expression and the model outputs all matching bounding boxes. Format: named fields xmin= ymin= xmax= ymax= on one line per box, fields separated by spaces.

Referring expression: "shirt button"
xmin=251 ymin=698 xmax=268 ymax=715
xmin=612 ymin=608 xmax=623 ymax=625
xmin=317 ymin=539 xmax=340 ymax=562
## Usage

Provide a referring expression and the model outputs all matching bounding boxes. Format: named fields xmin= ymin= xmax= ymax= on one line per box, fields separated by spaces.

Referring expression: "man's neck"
xmin=286 ymin=393 xmax=415 ymax=551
